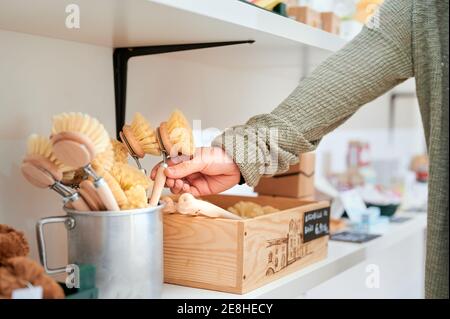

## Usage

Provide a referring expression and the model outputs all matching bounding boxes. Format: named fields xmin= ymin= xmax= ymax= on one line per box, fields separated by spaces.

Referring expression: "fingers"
xmin=166 ymin=178 xmax=201 ymax=197
xmin=170 ymin=179 xmax=185 ymax=194
xmin=150 ymin=158 xmax=182 ymax=180
xmin=150 ymin=162 xmax=162 ymax=180
xmin=165 ymin=159 xmax=205 ymax=179
xmin=165 ymin=178 xmax=175 ymax=188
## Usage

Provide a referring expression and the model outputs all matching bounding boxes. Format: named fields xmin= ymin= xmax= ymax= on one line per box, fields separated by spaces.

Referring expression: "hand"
xmin=150 ymin=147 xmax=241 ymax=196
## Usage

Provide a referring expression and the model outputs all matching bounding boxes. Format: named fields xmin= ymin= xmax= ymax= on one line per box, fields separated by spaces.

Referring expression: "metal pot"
xmin=36 ymin=206 xmax=163 ymax=299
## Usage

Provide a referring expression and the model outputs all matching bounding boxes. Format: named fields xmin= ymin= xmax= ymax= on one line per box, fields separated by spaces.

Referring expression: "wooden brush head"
xmin=51 ymin=132 xmax=96 ymax=168
xmin=158 ymin=122 xmax=174 ymax=156
xmin=120 ymin=125 xmax=145 ymax=158
xmin=21 ymin=154 xmax=62 ymax=188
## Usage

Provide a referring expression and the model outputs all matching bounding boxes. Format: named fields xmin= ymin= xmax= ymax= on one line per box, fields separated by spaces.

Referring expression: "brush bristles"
xmin=26 ymin=134 xmax=72 ymax=172
xmin=101 ymin=171 xmax=128 ymax=208
xmin=52 ymin=112 xmax=110 ymax=154
xmin=130 ymin=113 xmax=161 ymax=155
xmin=122 ymin=185 xmax=148 ymax=210
xmin=166 ymin=109 xmax=195 ymax=156
xmin=61 ymin=170 xmax=76 ymax=184
xmin=110 ymin=162 xmax=152 ymax=191
xmin=227 ymin=201 xmax=279 ymax=218
xmin=91 ymin=141 xmax=114 ymax=175
xmin=111 ymin=139 xmax=129 ymax=164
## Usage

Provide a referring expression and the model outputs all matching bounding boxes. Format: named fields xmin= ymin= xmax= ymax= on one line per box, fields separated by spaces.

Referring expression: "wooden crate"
xmin=288 ymin=6 xmax=322 ymax=29
xmin=255 ymin=152 xmax=315 ymax=199
xmin=321 ymin=12 xmax=341 ymax=35
xmin=163 ymin=195 xmax=330 ymax=294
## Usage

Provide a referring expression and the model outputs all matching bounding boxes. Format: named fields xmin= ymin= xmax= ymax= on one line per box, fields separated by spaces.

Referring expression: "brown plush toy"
xmin=0 ymin=224 xmax=64 ymax=299
xmin=0 ymin=224 xmax=30 ymax=265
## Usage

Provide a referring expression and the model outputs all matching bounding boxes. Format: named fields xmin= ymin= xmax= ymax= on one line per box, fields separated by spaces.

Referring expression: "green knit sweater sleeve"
xmin=212 ymin=0 xmax=414 ymax=186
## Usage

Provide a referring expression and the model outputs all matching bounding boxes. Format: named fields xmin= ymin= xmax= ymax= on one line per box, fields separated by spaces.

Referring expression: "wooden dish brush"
xmin=149 ymin=109 xmax=195 ymax=207
xmin=50 ymin=112 xmax=119 ymax=211
xmin=21 ymin=134 xmax=90 ymax=211
xmin=120 ymin=112 xmax=160 ymax=174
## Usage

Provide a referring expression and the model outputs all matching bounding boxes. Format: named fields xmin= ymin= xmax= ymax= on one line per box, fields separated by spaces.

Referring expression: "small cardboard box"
xmin=255 ymin=152 xmax=315 ymax=199
xmin=163 ymin=195 xmax=330 ymax=294
xmin=288 ymin=6 xmax=322 ymax=29
xmin=321 ymin=12 xmax=341 ymax=34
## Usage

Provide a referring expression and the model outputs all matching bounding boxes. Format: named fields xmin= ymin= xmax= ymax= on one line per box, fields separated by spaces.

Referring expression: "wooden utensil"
xmin=51 ymin=131 xmax=120 ymax=211
xmin=148 ymin=124 xmax=170 ymax=207
xmin=79 ymin=179 xmax=106 ymax=211
xmin=177 ymin=193 xmax=242 ymax=220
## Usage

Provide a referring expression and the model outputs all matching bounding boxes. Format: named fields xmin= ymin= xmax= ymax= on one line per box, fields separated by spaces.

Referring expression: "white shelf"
xmin=0 ymin=0 xmax=347 ymax=52
xmin=162 ymin=212 xmax=427 ymax=299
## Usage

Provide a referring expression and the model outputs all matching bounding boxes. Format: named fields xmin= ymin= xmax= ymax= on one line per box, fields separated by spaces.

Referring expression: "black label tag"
xmin=303 ymin=207 xmax=330 ymax=243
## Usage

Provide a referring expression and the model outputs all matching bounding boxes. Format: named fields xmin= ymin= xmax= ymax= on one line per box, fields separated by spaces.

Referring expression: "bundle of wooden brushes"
xmin=21 ymin=110 xmax=194 ymax=211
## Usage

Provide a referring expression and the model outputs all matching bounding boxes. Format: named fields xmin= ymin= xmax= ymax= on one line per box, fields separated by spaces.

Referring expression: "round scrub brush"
xmin=129 ymin=113 xmax=161 ymax=156
xmin=111 ymin=139 xmax=129 ymax=164
xmin=149 ymin=109 xmax=195 ymax=207
xmin=60 ymin=142 xmax=114 ymax=186
xmin=21 ymin=134 xmax=90 ymax=211
xmin=120 ymin=112 xmax=160 ymax=173
xmin=51 ymin=112 xmax=119 ymax=211
xmin=164 ymin=109 xmax=195 ymax=157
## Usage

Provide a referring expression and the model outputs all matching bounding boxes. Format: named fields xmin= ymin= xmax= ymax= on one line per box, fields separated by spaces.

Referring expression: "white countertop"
xmin=162 ymin=212 xmax=427 ymax=299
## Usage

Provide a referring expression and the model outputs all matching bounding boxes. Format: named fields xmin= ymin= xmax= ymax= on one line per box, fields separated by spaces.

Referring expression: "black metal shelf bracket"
xmin=113 ymin=40 xmax=255 ymax=138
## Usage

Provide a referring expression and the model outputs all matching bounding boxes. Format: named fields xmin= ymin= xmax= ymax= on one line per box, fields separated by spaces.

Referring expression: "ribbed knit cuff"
xmin=211 ymin=126 xmax=271 ymax=187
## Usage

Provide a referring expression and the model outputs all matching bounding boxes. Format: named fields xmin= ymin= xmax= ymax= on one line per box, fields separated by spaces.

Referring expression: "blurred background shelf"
xmin=0 ymin=0 xmax=347 ymax=52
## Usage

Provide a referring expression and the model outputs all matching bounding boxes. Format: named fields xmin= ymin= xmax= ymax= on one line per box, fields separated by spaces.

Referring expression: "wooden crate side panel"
xmin=242 ymin=202 xmax=329 ymax=292
xmin=163 ymin=214 xmax=241 ymax=290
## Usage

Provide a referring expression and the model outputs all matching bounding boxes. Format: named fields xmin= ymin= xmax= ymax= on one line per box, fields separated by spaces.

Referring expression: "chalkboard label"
xmin=303 ymin=207 xmax=330 ymax=243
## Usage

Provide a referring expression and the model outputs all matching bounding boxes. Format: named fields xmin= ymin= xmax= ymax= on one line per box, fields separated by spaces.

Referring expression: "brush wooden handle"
xmin=80 ymin=180 xmax=106 ymax=211
xmin=177 ymin=193 xmax=242 ymax=220
xmin=94 ymin=178 xmax=120 ymax=211
xmin=149 ymin=164 xmax=167 ymax=206
xmin=69 ymin=194 xmax=91 ymax=211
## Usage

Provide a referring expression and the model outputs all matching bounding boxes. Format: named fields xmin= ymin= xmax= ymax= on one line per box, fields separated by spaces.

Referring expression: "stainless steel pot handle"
xmin=36 ymin=216 xmax=75 ymax=275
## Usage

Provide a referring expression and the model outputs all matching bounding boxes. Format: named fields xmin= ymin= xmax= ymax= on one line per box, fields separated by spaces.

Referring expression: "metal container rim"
xmin=63 ymin=205 xmax=163 ymax=217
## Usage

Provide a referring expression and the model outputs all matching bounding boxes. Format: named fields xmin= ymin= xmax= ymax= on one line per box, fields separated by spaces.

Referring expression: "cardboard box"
xmin=288 ymin=6 xmax=322 ymax=29
xmin=163 ymin=195 xmax=330 ymax=294
xmin=255 ymin=152 xmax=315 ymax=199
xmin=321 ymin=12 xmax=340 ymax=34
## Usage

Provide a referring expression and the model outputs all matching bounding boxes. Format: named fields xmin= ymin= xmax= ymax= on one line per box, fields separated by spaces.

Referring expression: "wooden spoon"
xmin=177 ymin=193 xmax=242 ymax=220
